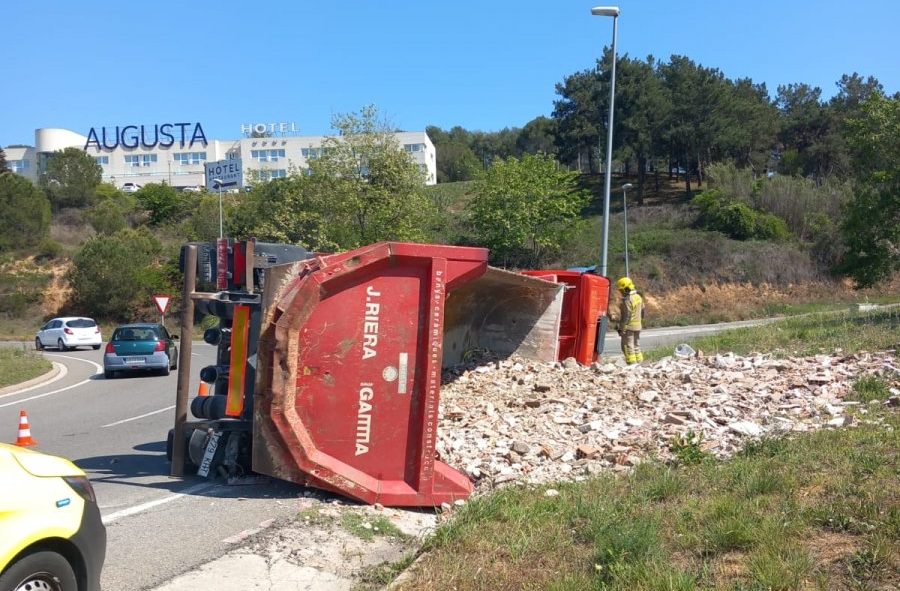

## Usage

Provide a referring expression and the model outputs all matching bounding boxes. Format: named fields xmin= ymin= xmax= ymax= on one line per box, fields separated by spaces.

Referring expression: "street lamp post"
xmin=592 ymin=5 xmax=621 ymax=358
xmin=592 ymin=5 xmax=620 ymax=279
xmin=212 ymin=178 xmax=224 ymax=239
xmin=621 ymin=182 xmax=633 ymax=277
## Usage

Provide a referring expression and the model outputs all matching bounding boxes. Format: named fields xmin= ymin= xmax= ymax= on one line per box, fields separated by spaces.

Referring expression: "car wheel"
xmin=92 ymin=344 xmax=101 ymax=350
xmin=160 ymin=364 xmax=171 ymax=377
xmin=104 ymin=370 xmax=116 ymax=379
xmin=35 ymin=337 xmax=43 ymax=351
xmin=0 ymin=550 xmax=78 ymax=591
xmin=57 ymin=338 xmax=68 ymax=352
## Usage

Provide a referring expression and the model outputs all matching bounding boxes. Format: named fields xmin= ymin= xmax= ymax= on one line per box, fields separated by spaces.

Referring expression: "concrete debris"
xmin=437 ymin=351 xmax=897 ymax=492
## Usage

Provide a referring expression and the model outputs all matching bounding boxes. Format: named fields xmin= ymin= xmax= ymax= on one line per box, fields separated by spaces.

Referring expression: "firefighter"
xmin=615 ymin=277 xmax=644 ymax=364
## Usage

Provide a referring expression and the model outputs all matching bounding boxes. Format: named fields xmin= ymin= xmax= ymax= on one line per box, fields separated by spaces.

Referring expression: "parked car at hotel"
xmin=182 ymin=186 xmax=203 ymax=193
xmin=121 ymin=182 xmax=141 ymax=193
xmin=103 ymin=323 xmax=178 ymax=379
xmin=35 ymin=317 xmax=102 ymax=351
xmin=0 ymin=443 xmax=106 ymax=591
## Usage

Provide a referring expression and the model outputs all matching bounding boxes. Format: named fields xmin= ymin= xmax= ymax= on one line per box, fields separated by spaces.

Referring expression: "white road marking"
xmin=0 ymin=362 xmax=67 ymax=398
xmin=102 ymin=405 xmax=176 ymax=428
xmin=0 ymin=354 xmax=102 ymax=408
xmin=101 ymin=481 xmax=217 ymax=525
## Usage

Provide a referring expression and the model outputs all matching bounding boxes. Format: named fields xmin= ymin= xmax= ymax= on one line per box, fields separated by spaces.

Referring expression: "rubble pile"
xmin=436 ymin=350 xmax=899 ymax=489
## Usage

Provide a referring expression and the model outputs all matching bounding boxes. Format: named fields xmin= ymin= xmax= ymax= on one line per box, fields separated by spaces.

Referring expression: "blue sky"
xmin=3 ymin=0 xmax=898 ymax=146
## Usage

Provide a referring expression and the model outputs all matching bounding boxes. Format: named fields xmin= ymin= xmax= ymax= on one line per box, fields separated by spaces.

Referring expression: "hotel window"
xmin=125 ymin=154 xmax=157 ymax=167
xmin=251 ymin=149 xmax=286 ymax=162
xmin=173 ymin=152 xmax=207 ymax=165
xmin=301 ymin=147 xmax=323 ymax=160
xmin=404 ymin=143 xmax=425 ymax=153
xmin=258 ymin=169 xmax=287 ymax=181
xmin=9 ymin=160 xmax=30 ymax=173
xmin=94 ymin=156 xmax=109 ymax=165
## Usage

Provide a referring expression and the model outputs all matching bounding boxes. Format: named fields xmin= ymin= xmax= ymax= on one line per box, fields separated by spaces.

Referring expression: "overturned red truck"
xmin=168 ymin=240 xmax=609 ymax=507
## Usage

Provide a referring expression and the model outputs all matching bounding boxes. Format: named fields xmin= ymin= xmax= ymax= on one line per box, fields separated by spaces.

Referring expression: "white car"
xmin=182 ymin=186 xmax=203 ymax=193
xmin=35 ymin=317 xmax=102 ymax=351
xmin=121 ymin=182 xmax=142 ymax=193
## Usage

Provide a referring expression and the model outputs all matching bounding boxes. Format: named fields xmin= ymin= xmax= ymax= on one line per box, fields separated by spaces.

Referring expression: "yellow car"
xmin=0 ymin=443 xmax=106 ymax=591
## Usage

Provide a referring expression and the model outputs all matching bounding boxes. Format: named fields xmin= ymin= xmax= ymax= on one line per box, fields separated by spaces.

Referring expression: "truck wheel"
xmin=0 ymin=550 xmax=77 ymax=591
xmin=166 ymin=428 xmax=198 ymax=474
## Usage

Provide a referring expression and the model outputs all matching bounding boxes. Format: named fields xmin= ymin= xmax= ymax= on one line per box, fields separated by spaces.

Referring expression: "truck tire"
xmin=166 ymin=428 xmax=198 ymax=474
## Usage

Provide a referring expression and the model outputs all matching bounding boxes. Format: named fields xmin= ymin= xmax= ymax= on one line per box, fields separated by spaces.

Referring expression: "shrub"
xmin=34 ymin=238 xmax=63 ymax=262
xmin=66 ymin=228 xmax=170 ymax=320
xmin=693 ymin=189 xmax=789 ymax=241
xmin=0 ymin=173 xmax=51 ymax=252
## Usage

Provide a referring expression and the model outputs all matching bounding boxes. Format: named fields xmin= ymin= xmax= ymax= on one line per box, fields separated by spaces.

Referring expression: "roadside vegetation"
xmin=391 ymin=311 xmax=898 ymax=591
xmin=0 ymin=347 xmax=51 ymax=388
xmin=643 ymin=306 xmax=900 ymax=361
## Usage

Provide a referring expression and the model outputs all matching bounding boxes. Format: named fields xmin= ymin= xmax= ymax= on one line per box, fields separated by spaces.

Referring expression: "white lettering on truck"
xmin=362 ymin=285 xmax=381 ymax=360
xmin=356 ymin=382 xmax=374 ymax=455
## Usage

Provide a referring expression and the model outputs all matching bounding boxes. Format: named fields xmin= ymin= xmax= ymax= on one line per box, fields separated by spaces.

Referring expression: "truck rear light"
xmin=64 ymin=328 xmax=74 ymax=335
xmin=154 ymin=341 xmax=166 ymax=352
xmin=105 ymin=342 xmax=115 ymax=354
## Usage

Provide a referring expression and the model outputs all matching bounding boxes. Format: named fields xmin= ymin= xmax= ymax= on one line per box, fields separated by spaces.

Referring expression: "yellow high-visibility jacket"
xmin=617 ymin=290 xmax=643 ymax=332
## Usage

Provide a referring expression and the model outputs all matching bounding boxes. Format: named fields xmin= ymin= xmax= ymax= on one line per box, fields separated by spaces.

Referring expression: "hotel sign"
xmin=241 ymin=122 xmax=299 ymax=137
xmin=84 ymin=122 xmax=208 ymax=151
xmin=205 ymin=158 xmax=243 ymax=191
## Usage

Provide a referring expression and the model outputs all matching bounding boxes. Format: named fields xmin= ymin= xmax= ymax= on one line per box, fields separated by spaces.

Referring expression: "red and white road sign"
xmin=153 ymin=295 xmax=171 ymax=315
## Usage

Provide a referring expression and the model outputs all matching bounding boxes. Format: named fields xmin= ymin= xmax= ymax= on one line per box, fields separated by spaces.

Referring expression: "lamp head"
xmin=622 ymin=183 xmax=633 ymax=189
xmin=591 ymin=6 xmax=620 ymax=17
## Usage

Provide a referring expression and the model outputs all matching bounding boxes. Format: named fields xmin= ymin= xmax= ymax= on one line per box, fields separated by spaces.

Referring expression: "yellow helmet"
xmin=616 ymin=277 xmax=635 ymax=292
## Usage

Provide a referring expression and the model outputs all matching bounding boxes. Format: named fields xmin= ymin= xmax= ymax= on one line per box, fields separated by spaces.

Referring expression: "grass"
xmin=0 ymin=346 xmax=52 ymax=388
xmin=341 ymin=512 xmax=409 ymax=542
xmin=393 ymin=311 xmax=899 ymax=590
xmin=394 ymin=410 xmax=899 ymax=591
xmin=643 ymin=307 xmax=900 ymax=362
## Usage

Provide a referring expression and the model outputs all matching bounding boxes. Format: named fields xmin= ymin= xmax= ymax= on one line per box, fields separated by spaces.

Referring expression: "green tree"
xmin=517 ymin=116 xmax=559 ymax=157
xmin=0 ymin=173 xmax=51 ymax=251
xmin=67 ymin=228 xmax=169 ymax=320
xmin=231 ymin=176 xmax=336 ymax=251
xmin=134 ymin=183 xmax=184 ymax=225
xmin=616 ymin=55 xmax=672 ymax=202
xmin=0 ymin=148 xmax=8 ymax=173
xmin=307 ymin=105 xmax=435 ymax=248
xmin=436 ymin=141 xmax=480 ymax=182
xmin=41 ymin=147 xmax=102 ymax=210
xmin=840 ymin=92 xmax=900 ymax=286
xmin=776 ymin=83 xmax=847 ymax=181
xmin=553 ymin=68 xmax=602 ymax=172
xmin=468 ymin=153 xmax=590 ymax=267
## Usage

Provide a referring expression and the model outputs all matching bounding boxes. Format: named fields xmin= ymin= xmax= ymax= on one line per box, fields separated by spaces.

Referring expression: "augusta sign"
xmin=84 ymin=122 xmax=208 ymax=151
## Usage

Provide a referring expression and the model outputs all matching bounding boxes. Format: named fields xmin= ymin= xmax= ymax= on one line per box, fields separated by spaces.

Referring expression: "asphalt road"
xmin=0 ymin=317 xmax=774 ymax=589
xmin=600 ymin=317 xmax=775 ymax=359
xmin=0 ymin=343 xmax=307 ymax=591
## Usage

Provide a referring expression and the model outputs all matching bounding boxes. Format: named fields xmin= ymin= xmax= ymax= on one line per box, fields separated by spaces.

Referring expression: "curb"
xmin=0 ymin=362 xmax=62 ymax=397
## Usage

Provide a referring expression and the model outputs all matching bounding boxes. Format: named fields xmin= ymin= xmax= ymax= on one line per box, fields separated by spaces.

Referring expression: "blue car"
xmin=103 ymin=323 xmax=178 ymax=379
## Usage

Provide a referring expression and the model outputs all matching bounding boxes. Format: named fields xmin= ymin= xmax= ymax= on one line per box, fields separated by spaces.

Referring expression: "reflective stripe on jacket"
xmin=618 ymin=291 xmax=643 ymax=331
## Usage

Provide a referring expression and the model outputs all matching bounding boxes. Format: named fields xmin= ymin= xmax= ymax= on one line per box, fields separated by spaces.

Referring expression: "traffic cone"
xmin=197 ymin=382 xmax=210 ymax=397
xmin=14 ymin=410 xmax=37 ymax=447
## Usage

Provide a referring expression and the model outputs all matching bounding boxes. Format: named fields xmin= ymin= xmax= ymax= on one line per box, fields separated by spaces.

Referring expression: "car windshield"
xmin=114 ymin=327 xmax=158 ymax=341
xmin=67 ymin=319 xmax=97 ymax=328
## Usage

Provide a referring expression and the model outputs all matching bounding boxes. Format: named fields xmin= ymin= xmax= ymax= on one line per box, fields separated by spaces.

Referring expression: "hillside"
xmin=0 ymin=171 xmax=897 ymax=339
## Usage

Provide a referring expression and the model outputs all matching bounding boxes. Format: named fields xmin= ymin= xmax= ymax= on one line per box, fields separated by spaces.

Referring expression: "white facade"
xmin=5 ymin=126 xmax=436 ymax=188
xmin=4 ymin=145 xmax=37 ymax=182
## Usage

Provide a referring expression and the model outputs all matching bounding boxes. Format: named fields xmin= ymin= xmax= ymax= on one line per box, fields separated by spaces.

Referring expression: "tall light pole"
xmin=592 ymin=5 xmax=620 ymax=358
xmin=592 ymin=5 xmax=620 ymax=279
xmin=621 ymin=182 xmax=633 ymax=277
xmin=212 ymin=178 xmax=224 ymax=239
